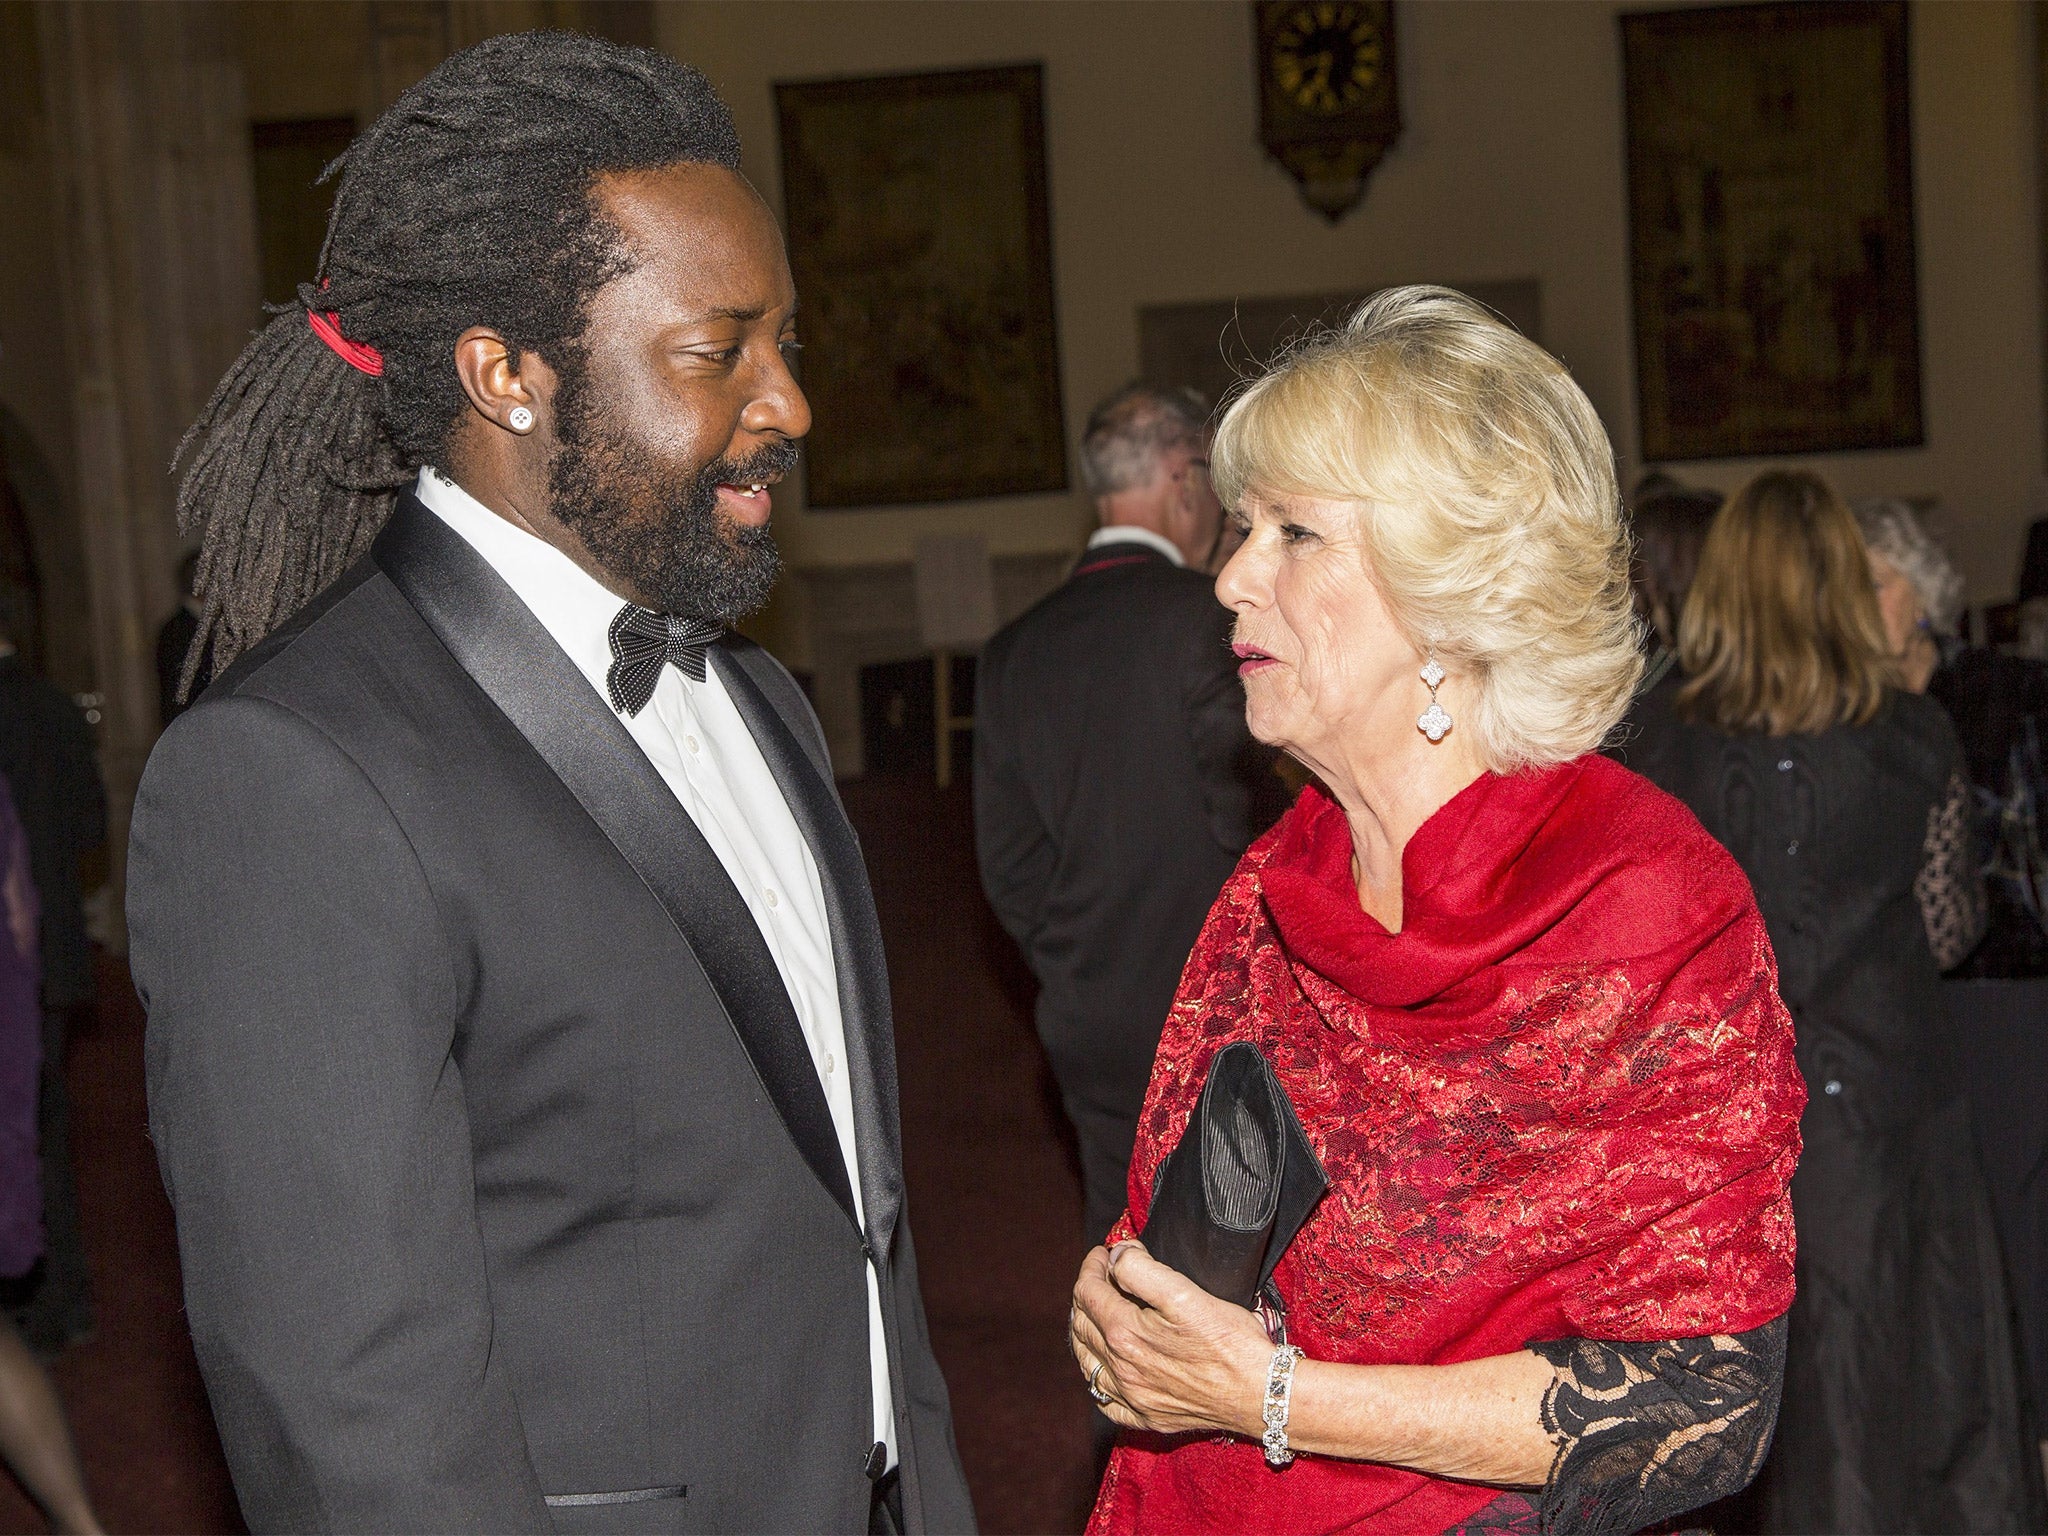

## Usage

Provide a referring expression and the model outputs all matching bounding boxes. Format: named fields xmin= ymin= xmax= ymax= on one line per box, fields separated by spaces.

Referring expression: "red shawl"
xmin=1088 ymin=755 xmax=1802 ymax=1536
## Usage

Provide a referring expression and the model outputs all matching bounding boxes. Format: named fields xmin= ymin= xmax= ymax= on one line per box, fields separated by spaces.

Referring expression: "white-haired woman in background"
xmin=1859 ymin=499 xmax=2048 ymax=979
xmin=1857 ymin=498 xmax=1966 ymax=694
xmin=1067 ymin=288 xmax=1805 ymax=1536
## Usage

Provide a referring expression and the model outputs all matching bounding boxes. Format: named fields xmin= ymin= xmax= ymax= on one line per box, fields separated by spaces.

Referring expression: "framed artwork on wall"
xmin=774 ymin=63 xmax=1068 ymax=508
xmin=1621 ymin=1 xmax=1922 ymax=461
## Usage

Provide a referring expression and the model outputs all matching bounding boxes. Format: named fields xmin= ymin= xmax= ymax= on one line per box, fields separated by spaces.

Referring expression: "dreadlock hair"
xmin=174 ymin=30 xmax=742 ymax=689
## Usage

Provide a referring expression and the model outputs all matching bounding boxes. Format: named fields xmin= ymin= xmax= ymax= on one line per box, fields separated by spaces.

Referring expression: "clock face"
xmin=1270 ymin=2 xmax=1384 ymax=118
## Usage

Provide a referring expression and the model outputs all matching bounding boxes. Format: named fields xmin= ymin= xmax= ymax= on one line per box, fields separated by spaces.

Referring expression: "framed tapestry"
xmin=774 ymin=63 xmax=1068 ymax=507
xmin=1621 ymin=1 xmax=1922 ymax=461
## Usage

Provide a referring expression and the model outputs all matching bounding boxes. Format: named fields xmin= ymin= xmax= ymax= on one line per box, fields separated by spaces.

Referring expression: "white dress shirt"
xmin=1086 ymin=523 xmax=1185 ymax=566
xmin=414 ymin=468 xmax=896 ymax=1467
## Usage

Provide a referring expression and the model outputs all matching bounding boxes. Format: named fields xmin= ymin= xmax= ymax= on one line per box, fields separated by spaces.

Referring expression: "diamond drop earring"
xmin=1417 ymin=655 xmax=1452 ymax=743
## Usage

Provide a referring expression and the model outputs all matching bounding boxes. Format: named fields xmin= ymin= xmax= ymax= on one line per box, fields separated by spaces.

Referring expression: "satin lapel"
xmin=713 ymin=645 xmax=904 ymax=1253
xmin=371 ymin=496 xmax=859 ymax=1233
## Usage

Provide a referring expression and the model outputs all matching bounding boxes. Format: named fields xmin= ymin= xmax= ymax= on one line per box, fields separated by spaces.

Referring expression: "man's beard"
xmin=546 ymin=399 xmax=797 ymax=626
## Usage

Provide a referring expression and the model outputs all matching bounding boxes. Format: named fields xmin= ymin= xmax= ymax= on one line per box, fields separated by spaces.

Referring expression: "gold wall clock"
xmin=1254 ymin=0 xmax=1402 ymax=222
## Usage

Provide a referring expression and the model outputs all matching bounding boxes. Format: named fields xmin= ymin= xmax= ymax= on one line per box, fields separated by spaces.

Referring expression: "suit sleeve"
xmin=970 ymin=642 xmax=1058 ymax=955
xmin=1182 ymin=603 xmax=1283 ymax=854
xmin=129 ymin=697 xmax=550 ymax=1533
xmin=55 ymin=690 xmax=106 ymax=856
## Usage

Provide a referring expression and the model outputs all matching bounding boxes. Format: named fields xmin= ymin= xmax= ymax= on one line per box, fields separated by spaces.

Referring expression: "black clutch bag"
xmin=1138 ymin=1041 xmax=1328 ymax=1314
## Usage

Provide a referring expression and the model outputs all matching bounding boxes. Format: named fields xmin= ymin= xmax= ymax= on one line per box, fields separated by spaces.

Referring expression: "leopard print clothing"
xmin=1915 ymin=769 xmax=1987 ymax=969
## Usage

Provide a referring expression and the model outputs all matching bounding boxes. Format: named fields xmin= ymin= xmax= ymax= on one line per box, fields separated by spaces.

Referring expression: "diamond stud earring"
xmin=507 ymin=405 xmax=534 ymax=433
xmin=1418 ymin=655 xmax=1452 ymax=743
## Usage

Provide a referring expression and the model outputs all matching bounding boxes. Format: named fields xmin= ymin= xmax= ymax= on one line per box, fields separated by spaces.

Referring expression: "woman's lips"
xmin=714 ymin=481 xmax=775 ymax=526
xmin=1232 ymin=642 xmax=1277 ymax=677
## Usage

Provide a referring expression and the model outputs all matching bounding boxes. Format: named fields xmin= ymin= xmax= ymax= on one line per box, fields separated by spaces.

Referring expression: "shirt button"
xmin=1823 ymin=1079 xmax=1843 ymax=1096
xmin=824 ymin=1051 xmax=836 ymax=1075
xmin=764 ymin=887 xmax=779 ymax=908
xmin=1778 ymin=758 xmax=1794 ymax=772
xmin=685 ymin=734 xmax=701 ymax=754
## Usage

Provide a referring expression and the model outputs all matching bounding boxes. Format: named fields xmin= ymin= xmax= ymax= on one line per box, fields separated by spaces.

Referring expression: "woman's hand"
xmin=1067 ymin=1243 xmax=1635 ymax=1491
xmin=1067 ymin=1240 xmax=1274 ymax=1437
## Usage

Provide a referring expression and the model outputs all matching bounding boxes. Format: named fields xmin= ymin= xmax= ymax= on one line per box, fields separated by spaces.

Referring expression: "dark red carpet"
xmin=0 ymin=771 xmax=1099 ymax=1533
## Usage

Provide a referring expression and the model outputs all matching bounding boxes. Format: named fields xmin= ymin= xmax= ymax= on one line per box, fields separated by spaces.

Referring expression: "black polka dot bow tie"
xmin=606 ymin=603 xmax=722 ymax=717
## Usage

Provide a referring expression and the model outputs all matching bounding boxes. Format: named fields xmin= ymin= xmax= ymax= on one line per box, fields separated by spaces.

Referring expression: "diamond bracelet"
xmin=1261 ymin=1344 xmax=1307 ymax=1468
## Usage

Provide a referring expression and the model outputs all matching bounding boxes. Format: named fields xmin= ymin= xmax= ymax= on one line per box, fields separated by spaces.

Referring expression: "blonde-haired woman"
xmin=1630 ymin=468 xmax=2043 ymax=1532
xmin=1067 ymin=288 xmax=1804 ymax=1535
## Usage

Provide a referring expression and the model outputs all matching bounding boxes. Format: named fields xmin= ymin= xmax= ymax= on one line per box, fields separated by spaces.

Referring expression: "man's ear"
xmin=453 ymin=327 xmax=555 ymax=437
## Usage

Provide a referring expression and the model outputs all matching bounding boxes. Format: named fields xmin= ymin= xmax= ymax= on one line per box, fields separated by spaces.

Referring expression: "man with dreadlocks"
xmin=127 ymin=32 xmax=973 ymax=1535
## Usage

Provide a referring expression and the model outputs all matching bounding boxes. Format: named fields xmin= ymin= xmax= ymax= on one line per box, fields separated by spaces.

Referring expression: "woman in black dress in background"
xmin=1626 ymin=469 xmax=2044 ymax=1534
xmin=1858 ymin=497 xmax=2048 ymax=977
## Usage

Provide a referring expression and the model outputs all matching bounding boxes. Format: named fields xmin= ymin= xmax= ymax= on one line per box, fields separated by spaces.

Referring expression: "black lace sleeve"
xmin=1916 ymin=768 xmax=1988 ymax=970
xmin=1446 ymin=1317 xmax=1788 ymax=1536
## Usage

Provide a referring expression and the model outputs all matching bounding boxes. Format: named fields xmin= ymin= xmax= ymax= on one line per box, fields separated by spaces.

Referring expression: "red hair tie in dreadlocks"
xmin=305 ymin=275 xmax=382 ymax=375
xmin=307 ymin=305 xmax=383 ymax=377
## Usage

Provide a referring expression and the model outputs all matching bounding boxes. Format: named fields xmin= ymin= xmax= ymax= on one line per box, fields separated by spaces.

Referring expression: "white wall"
xmin=661 ymin=0 xmax=2042 ymax=664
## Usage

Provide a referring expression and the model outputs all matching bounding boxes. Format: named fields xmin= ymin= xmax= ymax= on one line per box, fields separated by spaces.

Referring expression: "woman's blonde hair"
xmin=1676 ymin=469 xmax=1898 ymax=735
xmin=1210 ymin=285 xmax=1640 ymax=771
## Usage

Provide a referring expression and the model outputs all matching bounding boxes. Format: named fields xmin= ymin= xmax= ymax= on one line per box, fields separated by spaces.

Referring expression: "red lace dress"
xmin=1088 ymin=755 xmax=1803 ymax=1535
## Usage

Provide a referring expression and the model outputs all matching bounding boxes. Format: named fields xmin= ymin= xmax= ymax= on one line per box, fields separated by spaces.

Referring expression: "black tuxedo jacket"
xmin=972 ymin=544 xmax=1281 ymax=1145
xmin=130 ymin=494 xmax=974 ymax=1534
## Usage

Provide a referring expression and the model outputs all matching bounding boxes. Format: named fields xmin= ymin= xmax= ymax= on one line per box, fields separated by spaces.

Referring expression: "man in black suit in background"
xmin=0 ymin=603 xmax=103 ymax=1355
xmin=131 ymin=35 xmax=970 ymax=1533
xmin=974 ymin=384 xmax=1280 ymax=1247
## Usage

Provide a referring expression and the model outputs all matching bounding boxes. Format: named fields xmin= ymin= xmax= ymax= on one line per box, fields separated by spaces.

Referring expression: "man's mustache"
xmin=705 ymin=439 xmax=803 ymax=492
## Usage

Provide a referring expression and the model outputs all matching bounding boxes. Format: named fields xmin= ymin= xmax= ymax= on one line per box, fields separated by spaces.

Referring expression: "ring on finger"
xmin=1088 ymin=1361 xmax=1115 ymax=1406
